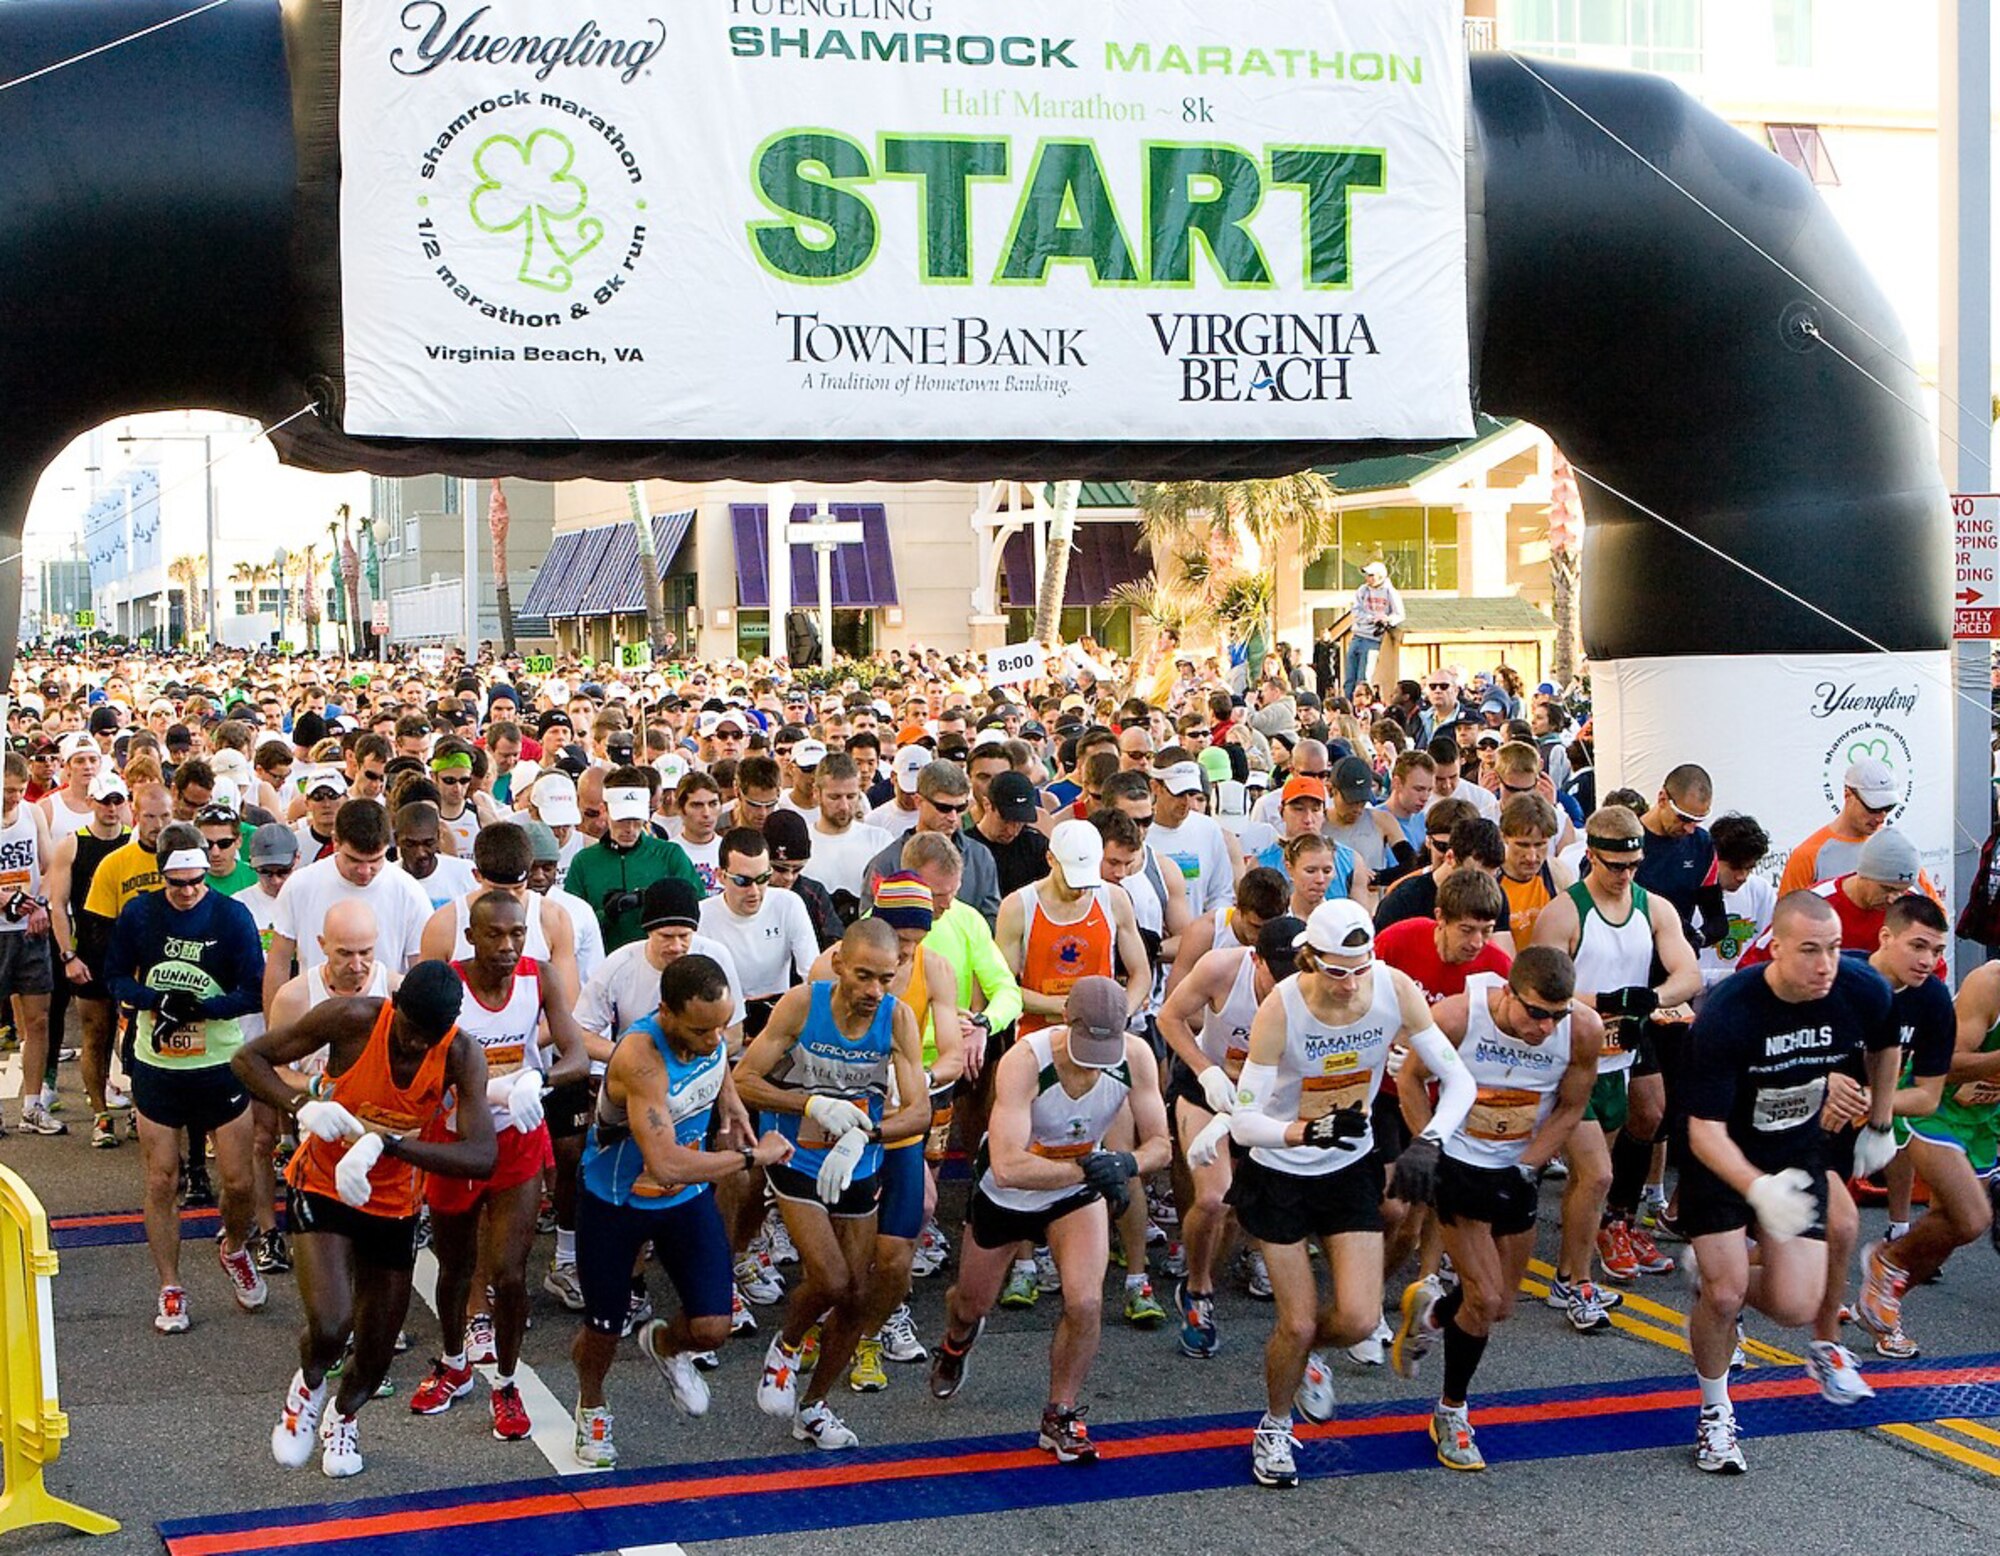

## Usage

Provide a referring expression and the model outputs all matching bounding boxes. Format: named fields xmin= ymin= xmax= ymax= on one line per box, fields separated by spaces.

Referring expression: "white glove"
xmin=1852 ymin=1123 xmax=1897 ymax=1178
xmin=296 ymin=1099 xmax=365 ymax=1144
xmin=816 ymin=1127 xmax=869 ymax=1203
xmin=1745 ymin=1167 xmax=1817 ymax=1240
xmin=487 ymin=1070 xmax=544 ymax=1132
xmin=335 ymin=1132 xmax=385 ymax=1209
xmin=1198 ymin=1066 xmax=1238 ymax=1116
xmin=805 ymin=1094 xmax=870 ymax=1138
xmin=1187 ymin=1113 xmax=1232 ymax=1168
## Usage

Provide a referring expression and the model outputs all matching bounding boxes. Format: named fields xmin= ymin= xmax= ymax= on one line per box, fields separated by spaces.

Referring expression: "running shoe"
xmin=1731 ymin=1321 xmax=1749 ymax=1372
xmin=1544 ymin=1275 xmax=1622 ymax=1313
xmin=1542 ymin=1156 xmax=1569 ymax=1180
xmin=218 ymin=1240 xmax=270 ymax=1311
xmin=1873 ymin=1321 xmax=1920 ymax=1360
xmin=491 ymin=1382 xmax=532 ymax=1441
xmin=464 ymin=1312 xmax=498 ymax=1365
xmin=1246 ymin=1249 xmax=1273 ymax=1300
xmin=1347 ymin=1315 xmax=1392 ymax=1368
xmin=1146 ymin=1217 xmax=1169 ymax=1246
xmin=573 ymin=1403 xmax=616 ymax=1468
xmin=1251 ymin=1419 xmax=1301 ymax=1488
xmin=1563 ymin=1279 xmax=1613 ymax=1333
xmin=254 ymin=1228 xmax=293 ymax=1276
xmin=1436 ymin=1252 xmax=1460 ymax=1293
xmin=912 ymin=1220 xmax=949 ymax=1277
xmin=929 ymin=1317 xmax=982 ymax=1399
xmin=734 ymin=1253 xmax=786 ymax=1305
xmin=1039 ymin=1403 xmax=1097 ymax=1463
xmin=1694 ymin=1405 xmax=1746 ymax=1474
xmin=621 ymin=1290 xmax=652 ymax=1338
xmin=799 ymin=1323 xmax=821 ymax=1374
xmin=543 ymin=1263 xmax=586 ymax=1312
xmin=1124 ymin=1277 xmax=1167 ymax=1328
xmin=731 ymin=1286 xmax=758 ymax=1335
xmin=1855 ymin=1240 xmax=1908 ymax=1338
xmin=90 ymin=1111 xmax=119 ymax=1149
xmin=410 ymin=1357 xmax=475 ymax=1415
xmin=641 ymin=1322 xmax=712 ymax=1416
xmin=878 ymin=1303 xmax=928 ymax=1363
xmin=848 ymin=1336 xmax=889 ymax=1393
xmin=1163 ymin=1240 xmax=1188 ymax=1279
xmin=319 ymin=1410 xmax=363 ymax=1479
xmin=182 ymin=1164 xmax=215 ymax=1206
xmin=1806 ymin=1340 xmax=1875 ymax=1406
xmin=1392 ymin=1277 xmax=1441 ymax=1380
xmin=998 ymin=1262 xmax=1040 ymax=1310
xmin=1177 ymin=1281 xmax=1219 ymax=1360
xmin=1626 ymin=1223 xmax=1676 ymax=1275
xmin=1035 ymin=1245 xmax=1064 ymax=1292
xmin=17 ymin=1103 xmax=66 ymax=1136
xmin=271 ymin=1370 xmax=327 ymax=1468
xmin=792 ymin=1399 xmax=859 ymax=1450
xmin=1431 ymin=1404 xmax=1485 ymax=1471
xmin=757 ymin=1337 xmax=801 ymax=1416
xmin=1596 ymin=1219 xmax=1640 ymax=1283
xmin=764 ymin=1210 xmax=799 ymax=1266
xmin=690 ymin=1350 xmax=720 ymax=1371
xmin=535 ymin=1199 xmax=558 ymax=1235
xmin=1637 ymin=1187 xmax=1669 ymax=1231
xmin=1294 ymin=1352 xmax=1336 ymax=1424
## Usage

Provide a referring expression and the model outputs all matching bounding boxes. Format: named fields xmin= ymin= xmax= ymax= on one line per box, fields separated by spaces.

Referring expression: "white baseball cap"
xmin=893 ymin=745 xmax=931 ymax=794
xmin=1049 ymin=819 xmax=1105 ymax=890
xmin=1150 ymin=761 xmax=1204 ymax=796
xmin=791 ymin=738 xmax=828 ymax=769
xmin=1297 ymin=899 xmax=1376 ymax=956
xmin=605 ymin=785 xmax=651 ymax=823
xmin=302 ymin=766 xmax=348 ymax=798
xmin=530 ymin=770 xmax=581 ymax=827
xmin=87 ymin=770 xmax=128 ymax=802
xmin=654 ymin=752 xmax=691 ymax=788
xmin=1844 ymin=756 xmax=1899 ymax=810
xmin=58 ymin=732 xmax=96 ymax=762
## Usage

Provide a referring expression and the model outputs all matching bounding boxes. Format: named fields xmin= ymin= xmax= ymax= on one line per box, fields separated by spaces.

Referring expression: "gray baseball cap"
xmin=1064 ymin=976 xmax=1128 ymax=1068
xmin=248 ymin=822 xmax=298 ymax=868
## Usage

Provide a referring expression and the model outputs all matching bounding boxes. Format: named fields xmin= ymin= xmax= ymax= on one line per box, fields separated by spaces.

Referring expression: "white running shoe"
xmin=734 ymin=1253 xmax=786 ymax=1305
xmin=641 ymin=1321 xmax=712 ymax=1416
xmin=573 ymin=1402 xmax=617 ymax=1468
xmin=543 ymin=1263 xmax=586 ymax=1311
xmin=757 ymin=1337 xmax=800 ymax=1417
xmin=464 ymin=1312 xmax=498 ymax=1366
xmin=1346 ymin=1315 xmax=1393 ymax=1368
xmin=764 ymin=1211 xmax=799 ymax=1266
xmin=793 ymin=1399 xmax=859 ymax=1450
xmin=271 ymin=1370 xmax=327 ymax=1468
xmin=1251 ymin=1420 xmax=1301 ymax=1488
xmin=878 ymin=1303 xmax=929 ymax=1363
xmin=1694 ymin=1405 xmax=1746 ymax=1474
xmin=154 ymin=1285 xmax=190 ymax=1334
xmin=319 ymin=1409 xmax=364 ymax=1479
xmin=217 ymin=1240 xmax=269 ymax=1311
xmin=1294 ymin=1352 xmax=1336 ymax=1424
xmin=1246 ymin=1250 xmax=1273 ymax=1300
xmin=731 ymin=1286 xmax=759 ymax=1335
xmin=1806 ymin=1340 xmax=1875 ymax=1406
xmin=1034 ymin=1245 xmax=1063 ymax=1293
xmin=1392 ymin=1278 xmax=1442 ymax=1380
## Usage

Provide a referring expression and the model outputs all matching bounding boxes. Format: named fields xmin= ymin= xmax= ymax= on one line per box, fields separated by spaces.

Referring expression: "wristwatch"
xmin=739 ymin=1146 xmax=757 ymax=1174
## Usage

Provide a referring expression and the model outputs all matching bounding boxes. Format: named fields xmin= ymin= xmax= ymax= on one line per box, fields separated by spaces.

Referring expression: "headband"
xmin=1584 ymin=831 xmax=1644 ymax=854
xmin=430 ymin=751 xmax=473 ymax=773
xmin=161 ymin=849 xmax=208 ymax=874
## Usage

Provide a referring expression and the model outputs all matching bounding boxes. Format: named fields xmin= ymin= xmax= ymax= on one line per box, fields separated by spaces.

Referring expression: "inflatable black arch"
xmin=0 ymin=0 xmax=1948 ymax=684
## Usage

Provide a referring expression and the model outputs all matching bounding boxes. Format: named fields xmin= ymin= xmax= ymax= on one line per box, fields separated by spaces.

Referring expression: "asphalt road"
xmin=5 ymin=1062 xmax=1999 ymax=1556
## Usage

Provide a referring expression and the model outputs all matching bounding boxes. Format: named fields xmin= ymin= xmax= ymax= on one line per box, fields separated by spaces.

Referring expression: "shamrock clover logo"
xmin=1846 ymin=738 xmax=1892 ymax=767
xmin=469 ymin=129 xmax=605 ymax=293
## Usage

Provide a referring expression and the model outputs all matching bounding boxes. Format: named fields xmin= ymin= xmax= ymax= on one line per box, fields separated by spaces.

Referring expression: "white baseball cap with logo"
xmin=1843 ymin=756 xmax=1899 ymax=810
xmin=1150 ymin=760 xmax=1204 ymax=796
xmin=530 ymin=770 xmax=582 ymax=827
xmin=1049 ymin=819 xmax=1105 ymax=890
xmin=791 ymin=738 xmax=828 ymax=770
xmin=604 ymin=785 xmax=651 ymax=823
xmin=1297 ymin=898 xmax=1376 ymax=957
xmin=893 ymin=744 xmax=931 ymax=794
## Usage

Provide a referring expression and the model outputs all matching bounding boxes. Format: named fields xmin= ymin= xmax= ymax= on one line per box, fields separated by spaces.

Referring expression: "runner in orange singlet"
xmin=234 ymin=960 xmax=497 ymax=1480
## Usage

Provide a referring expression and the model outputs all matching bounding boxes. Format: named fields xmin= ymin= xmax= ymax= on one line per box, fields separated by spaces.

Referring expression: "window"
xmin=442 ymin=479 xmax=460 ymax=516
xmin=234 ymin=589 xmax=253 ymax=615
xmin=1499 ymin=0 xmax=1701 ymax=73
xmin=404 ymin=514 xmax=420 ymax=554
xmin=257 ymin=588 xmax=282 ymax=613
xmin=1301 ymin=507 xmax=1460 ymax=594
xmin=1772 ymin=0 xmax=1812 ymax=67
xmin=1768 ymin=124 xmax=1839 ymax=185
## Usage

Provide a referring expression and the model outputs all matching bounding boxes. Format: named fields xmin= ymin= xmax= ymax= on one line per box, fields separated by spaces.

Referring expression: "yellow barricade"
xmin=0 ymin=1162 xmax=118 ymax=1537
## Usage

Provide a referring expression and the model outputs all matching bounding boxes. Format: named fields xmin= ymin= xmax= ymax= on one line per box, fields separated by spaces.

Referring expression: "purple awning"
xmin=730 ymin=503 xmax=899 ymax=609
xmin=1000 ymin=522 xmax=1152 ymax=608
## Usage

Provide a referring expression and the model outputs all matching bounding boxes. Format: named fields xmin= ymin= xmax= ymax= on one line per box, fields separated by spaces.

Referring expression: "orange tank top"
xmin=1501 ymin=866 xmax=1556 ymax=945
xmin=286 ymin=1000 xmax=453 ymax=1220
xmin=1018 ymin=888 xmax=1113 ymax=1036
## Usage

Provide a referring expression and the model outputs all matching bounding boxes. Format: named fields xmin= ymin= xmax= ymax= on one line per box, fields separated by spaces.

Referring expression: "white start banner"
xmin=337 ymin=0 xmax=1470 ymax=442
xmin=1592 ymin=652 xmax=1954 ymax=902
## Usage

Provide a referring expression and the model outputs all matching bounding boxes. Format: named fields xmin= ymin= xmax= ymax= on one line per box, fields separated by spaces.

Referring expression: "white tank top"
xmin=1253 ymin=967 xmax=1401 ymax=1177
xmin=1211 ymin=905 xmax=1248 ymax=952
xmin=43 ymin=791 xmax=92 ymax=837
xmin=454 ymin=957 xmax=547 ymax=1128
xmin=0 ymin=805 xmax=42 ymax=935
xmin=1567 ymin=881 xmax=1655 ymax=1075
xmin=448 ymin=890 xmax=553 ymax=962
xmin=441 ymin=805 xmax=480 ymax=858
xmin=1197 ymin=950 xmax=1262 ymax=1078
xmin=978 ymin=1026 xmax=1133 ymax=1215
xmin=293 ymin=961 xmax=393 ymax=1077
xmin=1447 ymin=972 xmax=1572 ymax=1170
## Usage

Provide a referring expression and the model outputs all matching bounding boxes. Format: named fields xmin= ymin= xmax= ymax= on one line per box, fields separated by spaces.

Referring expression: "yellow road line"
xmin=1879 ymin=1423 xmax=2000 ymax=1474
xmin=1519 ymin=1273 xmax=1690 ymax=1354
xmin=1524 ymin=1258 xmax=1805 ymax=1362
xmin=1935 ymin=1418 xmax=2000 ymax=1451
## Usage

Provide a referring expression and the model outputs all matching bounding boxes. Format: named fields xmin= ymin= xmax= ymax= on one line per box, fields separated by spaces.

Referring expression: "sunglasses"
xmin=1589 ymin=854 xmax=1642 ymax=874
xmin=1516 ymin=993 xmax=1568 ymax=1024
xmin=1130 ymin=813 xmax=1155 ymax=827
xmin=925 ymin=798 xmax=969 ymax=815
xmin=1315 ymin=958 xmax=1375 ymax=981
xmin=202 ymin=837 xmax=238 ymax=853
xmin=163 ymin=875 xmax=206 ymax=891
xmin=1667 ymin=799 xmax=1711 ymax=825
xmin=724 ymin=870 xmax=773 ymax=888
xmin=255 ymin=865 xmax=293 ymax=879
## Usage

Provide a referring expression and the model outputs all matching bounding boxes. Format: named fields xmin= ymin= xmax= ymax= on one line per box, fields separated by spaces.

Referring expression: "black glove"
xmin=1598 ymin=986 xmax=1660 ymax=1023
xmin=1300 ymin=1104 xmax=1369 ymax=1149
xmin=1079 ymin=1150 xmax=1138 ymax=1215
xmin=158 ymin=989 xmax=205 ymax=1024
xmin=1390 ymin=1135 xmax=1442 ymax=1206
xmin=1498 ymin=1161 xmax=1541 ymax=1221
xmin=1691 ymin=883 xmax=1729 ymax=951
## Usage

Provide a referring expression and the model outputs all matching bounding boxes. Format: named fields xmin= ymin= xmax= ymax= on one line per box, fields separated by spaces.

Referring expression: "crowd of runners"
xmin=4 ymin=638 xmax=1993 ymax=1489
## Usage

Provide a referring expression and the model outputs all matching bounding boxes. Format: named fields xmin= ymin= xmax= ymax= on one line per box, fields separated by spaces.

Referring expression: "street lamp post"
xmin=118 ymin=429 xmax=217 ymax=651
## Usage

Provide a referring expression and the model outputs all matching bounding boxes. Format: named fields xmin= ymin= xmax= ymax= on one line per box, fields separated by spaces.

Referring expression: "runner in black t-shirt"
xmin=1681 ymin=891 xmax=1898 ymax=1475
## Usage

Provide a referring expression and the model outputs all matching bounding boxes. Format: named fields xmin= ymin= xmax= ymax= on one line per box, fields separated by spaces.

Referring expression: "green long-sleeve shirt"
xmin=565 ymin=833 xmax=701 ymax=951
xmin=924 ymin=899 xmax=1022 ymax=1034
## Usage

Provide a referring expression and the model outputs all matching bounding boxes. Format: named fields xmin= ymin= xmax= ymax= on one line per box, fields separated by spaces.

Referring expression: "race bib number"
xmin=1958 ymin=1079 xmax=2000 ymax=1107
xmin=1751 ymin=1077 xmax=1826 ymax=1132
xmin=484 ymin=1041 xmax=526 ymax=1075
xmin=1221 ymin=1028 xmax=1251 ymax=1081
xmin=1465 ymin=1086 xmax=1541 ymax=1143
xmin=1298 ymin=1055 xmax=1369 ymax=1121
xmin=924 ymin=1087 xmax=955 ymax=1163
xmin=799 ymin=1091 xmax=866 ymax=1149
xmin=1029 ymin=1137 xmax=1098 ymax=1162
xmin=153 ymin=1021 xmax=206 ymax=1059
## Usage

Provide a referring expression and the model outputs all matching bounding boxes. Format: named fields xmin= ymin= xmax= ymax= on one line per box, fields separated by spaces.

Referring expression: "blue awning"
xmin=729 ymin=502 xmax=899 ymax=609
xmin=522 ymin=513 xmax=694 ymax=620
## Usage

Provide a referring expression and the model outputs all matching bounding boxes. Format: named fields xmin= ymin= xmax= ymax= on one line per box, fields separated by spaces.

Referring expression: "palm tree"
xmin=1135 ymin=472 xmax=1338 ymax=656
xmin=627 ymin=483 xmax=670 ymax=658
xmin=1033 ymin=481 xmax=1082 ymax=645
xmin=1547 ymin=450 xmax=1585 ymax=687
xmin=298 ymin=544 xmax=324 ymax=653
xmin=487 ymin=480 xmax=518 ymax=655
xmin=228 ymin=559 xmax=271 ymax=616
xmin=166 ymin=554 xmax=206 ymax=646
